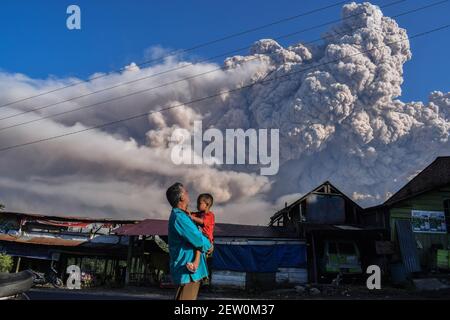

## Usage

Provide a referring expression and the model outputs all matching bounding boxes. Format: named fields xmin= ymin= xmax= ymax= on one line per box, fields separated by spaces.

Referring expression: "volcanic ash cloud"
xmin=0 ymin=2 xmax=448 ymax=222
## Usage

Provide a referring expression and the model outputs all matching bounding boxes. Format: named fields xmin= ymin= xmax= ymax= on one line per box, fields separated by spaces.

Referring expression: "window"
xmin=338 ymin=242 xmax=356 ymax=255
xmin=328 ymin=242 xmax=338 ymax=254
xmin=306 ymin=194 xmax=345 ymax=223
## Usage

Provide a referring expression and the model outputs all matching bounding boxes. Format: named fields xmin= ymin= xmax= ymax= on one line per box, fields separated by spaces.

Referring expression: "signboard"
xmin=411 ymin=210 xmax=447 ymax=234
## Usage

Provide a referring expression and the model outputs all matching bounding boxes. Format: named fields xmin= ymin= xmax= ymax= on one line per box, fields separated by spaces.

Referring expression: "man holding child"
xmin=166 ymin=182 xmax=215 ymax=300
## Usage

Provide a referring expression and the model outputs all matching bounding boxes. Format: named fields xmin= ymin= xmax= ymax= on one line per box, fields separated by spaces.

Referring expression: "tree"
xmin=0 ymin=253 xmax=13 ymax=273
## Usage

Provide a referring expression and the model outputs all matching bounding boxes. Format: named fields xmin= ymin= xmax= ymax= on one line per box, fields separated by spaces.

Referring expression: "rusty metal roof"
xmin=384 ymin=156 xmax=450 ymax=206
xmin=0 ymin=234 xmax=84 ymax=247
xmin=1 ymin=211 xmax=138 ymax=224
xmin=115 ymin=219 xmax=168 ymax=236
xmin=114 ymin=219 xmax=298 ymax=239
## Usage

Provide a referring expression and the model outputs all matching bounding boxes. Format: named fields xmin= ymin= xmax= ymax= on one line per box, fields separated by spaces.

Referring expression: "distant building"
xmin=2 ymin=156 xmax=448 ymax=289
xmin=114 ymin=219 xmax=307 ymax=290
xmin=269 ymin=181 xmax=387 ymax=283
xmin=363 ymin=156 xmax=450 ymax=276
xmin=0 ymin=211 xmax=136 ymax=286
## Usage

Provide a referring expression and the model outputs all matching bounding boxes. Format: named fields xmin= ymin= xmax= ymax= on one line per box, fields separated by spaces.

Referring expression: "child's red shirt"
xmin=193 ymin=211 xmax=215 ymax=243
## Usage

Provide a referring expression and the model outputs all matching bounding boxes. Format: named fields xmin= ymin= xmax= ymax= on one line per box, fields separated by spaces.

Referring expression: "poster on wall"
xmin=411 ymin=210 xmax=447 ymax=234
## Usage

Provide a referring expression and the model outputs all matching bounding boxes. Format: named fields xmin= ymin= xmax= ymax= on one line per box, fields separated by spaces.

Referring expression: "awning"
xmin=0 ymin=241 xmax=55 ymax=260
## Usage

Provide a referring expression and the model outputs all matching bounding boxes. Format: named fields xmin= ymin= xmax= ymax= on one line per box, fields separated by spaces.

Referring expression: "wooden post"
xmin=125 ymin=236 xmax=134 ymax=286
xmin=143 ymin=237 xmax=148 ymax=285
xmin=141 ymin=236 xmax=147 ymax=284
xmin=112 ymin=259 xmax=117 ymax=283
xmin=60 ymin=255 xmax=67 ymax=279
xmin=15 ymin=257 xmax=21 ymax=273
xmin=102 ymin=258 xmax=108 ymax=285
xmin=311 ymin=232 xmax=318 ymax=284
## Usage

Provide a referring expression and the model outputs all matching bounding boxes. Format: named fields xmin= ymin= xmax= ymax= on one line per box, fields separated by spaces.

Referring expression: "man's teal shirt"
xmin=168 ymin=207 xmax=211 ymax=285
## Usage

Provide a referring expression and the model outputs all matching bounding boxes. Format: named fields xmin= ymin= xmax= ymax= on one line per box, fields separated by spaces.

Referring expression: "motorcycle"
xmin=29 ymin=265 xmax=63 ymax=288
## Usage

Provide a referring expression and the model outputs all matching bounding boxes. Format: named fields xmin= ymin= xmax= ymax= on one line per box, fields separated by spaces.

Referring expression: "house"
xmin=269 ymin=181 xmax=387 ymax=283
xmin=114 ymin=219 xmax=307 ymax=290
xmin=0 ymin=211 xmax=137 ymax=286
xmin=363 ymin=156 xmax=450 ymax=274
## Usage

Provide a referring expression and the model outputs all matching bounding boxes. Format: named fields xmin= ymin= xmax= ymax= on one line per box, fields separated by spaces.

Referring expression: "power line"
xmin=0 ymin=0 xmax=406 ymax=121
xmin=0 ymin=0 xmax=349 ymax=109
xmin=0 ymin=0 xmax=423 ymax=126
xmin=0 ymin=24 xmax=448 ymax=153
xmin=0 ymin=0 xmax=443 ymax=132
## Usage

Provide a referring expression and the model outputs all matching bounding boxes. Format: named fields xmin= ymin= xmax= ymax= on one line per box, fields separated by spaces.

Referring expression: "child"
xmin=186 ymin=193 xmax=215 ymax=273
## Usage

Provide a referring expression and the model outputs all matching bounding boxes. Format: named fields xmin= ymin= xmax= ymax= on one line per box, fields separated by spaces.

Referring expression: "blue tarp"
xmin=211 ymin=243 xmax=307 ymax=272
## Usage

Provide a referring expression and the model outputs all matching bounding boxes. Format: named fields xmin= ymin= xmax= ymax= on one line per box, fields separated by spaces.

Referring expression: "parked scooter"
xmin=29 ymin=265 xmax=63 ymax=288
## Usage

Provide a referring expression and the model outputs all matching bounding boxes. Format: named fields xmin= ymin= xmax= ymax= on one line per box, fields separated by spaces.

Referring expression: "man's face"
xmin=180 ymin=186 xmax=190 ymax=206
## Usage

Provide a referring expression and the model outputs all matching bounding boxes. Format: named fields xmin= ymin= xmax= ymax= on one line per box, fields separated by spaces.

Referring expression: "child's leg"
xmin=186 ymin=250 xmax=201 ymax=272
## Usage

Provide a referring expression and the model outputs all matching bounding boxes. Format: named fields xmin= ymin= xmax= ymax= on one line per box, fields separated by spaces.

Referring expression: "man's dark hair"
xmin=198 ymin=193 xmax=213 ymax=208
xmin=166 ymin=182 xmax=184 ymax=208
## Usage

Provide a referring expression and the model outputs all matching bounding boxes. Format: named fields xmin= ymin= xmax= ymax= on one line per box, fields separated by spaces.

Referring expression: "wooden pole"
xmin=125 ymin=236 xmax=134 ymax=286
xmin=102 ymin=258 xmax=108 ymax=285
xmin=143 ymin=239 xmax=148 ymax=285
xmin=15 ymin=257 xmax=21 ymax=273
xmin=311 ymin=232 xmax=318 ymax=284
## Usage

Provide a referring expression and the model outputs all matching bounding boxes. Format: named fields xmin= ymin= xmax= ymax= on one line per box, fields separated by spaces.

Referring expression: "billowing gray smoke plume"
xmin=0 ymin=2 xmax=448 ymax=224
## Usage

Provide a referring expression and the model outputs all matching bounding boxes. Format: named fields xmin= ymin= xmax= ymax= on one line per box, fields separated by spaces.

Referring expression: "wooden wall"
xmin=389 ymin=185 xmax=450 ymax=268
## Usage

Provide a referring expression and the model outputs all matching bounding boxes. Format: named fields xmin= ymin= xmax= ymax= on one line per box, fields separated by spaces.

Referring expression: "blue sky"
xmin=0 ymin=0 xmax=448 ymax=102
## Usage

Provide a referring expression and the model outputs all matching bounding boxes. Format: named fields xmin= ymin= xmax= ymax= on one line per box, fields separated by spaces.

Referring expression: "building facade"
xmin=0 ymin=211 xmax=136 ymax=287
xmin=363 ymin=157 xmax=450 ymax=275
xmin=269 ymin=181 xmax=387 ymax=283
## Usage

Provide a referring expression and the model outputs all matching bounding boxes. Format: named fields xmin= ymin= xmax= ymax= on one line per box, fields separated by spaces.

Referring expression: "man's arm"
xmin=174 ymin=212 xmax=211 ymax=252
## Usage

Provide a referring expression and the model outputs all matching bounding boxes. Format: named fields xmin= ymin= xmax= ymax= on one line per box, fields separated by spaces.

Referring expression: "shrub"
xmin=0 ymin=253 xmax=13 ymax=273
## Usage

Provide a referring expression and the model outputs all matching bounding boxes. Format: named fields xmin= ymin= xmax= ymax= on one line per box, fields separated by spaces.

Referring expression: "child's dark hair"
xmin=198 ymin=193 xmax=213 ymax=208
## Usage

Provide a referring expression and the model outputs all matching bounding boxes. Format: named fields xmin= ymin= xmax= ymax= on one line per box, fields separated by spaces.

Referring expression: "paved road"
xmin=26 ymin=287 xmax=247 ymax=300
xmin=27 ymin=288 xmax=170 ymax=300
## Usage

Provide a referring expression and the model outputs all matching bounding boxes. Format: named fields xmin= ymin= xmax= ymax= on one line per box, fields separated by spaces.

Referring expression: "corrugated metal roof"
xmin=0 ymin=234 xmax=84 ymax=246
xmin=395 ymin=220 xmax=421 ymax=273
xmin=1 ymin=211 xmax=138 ymax=224
xmin=385 ymin=157 xmax=450 ymax=206
xmin=302 ymin=223 xmax=384 ymax=232
xmin=115 ymin=219 xmax=168 ymax=236
xmin=114 ymin=219 xmax=298 ymax=239
xmin=0 ymin=242 xmax=54 ymax=260
xmin=215 ymin=223 xmax=297 ymax=238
